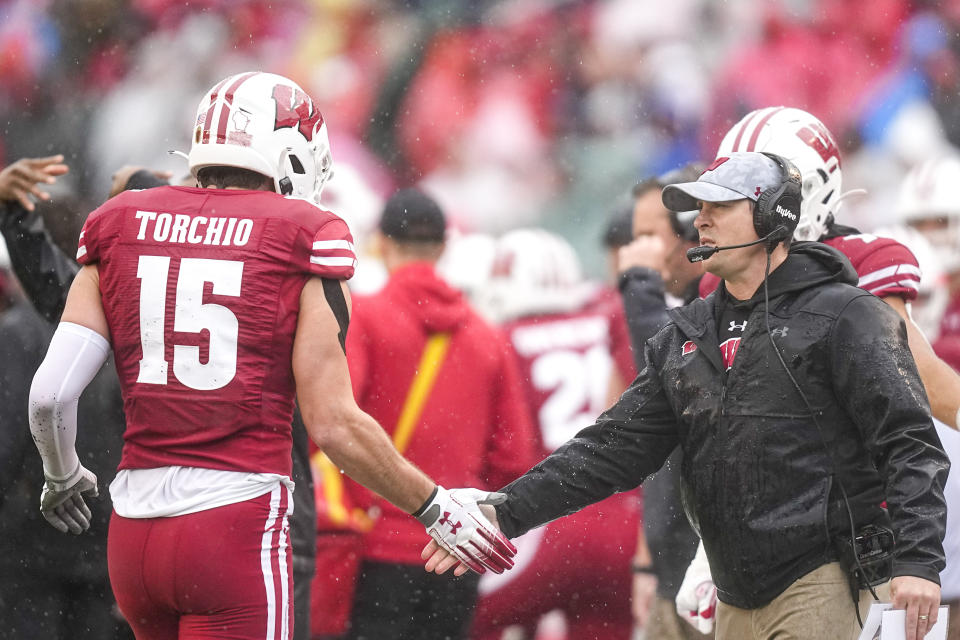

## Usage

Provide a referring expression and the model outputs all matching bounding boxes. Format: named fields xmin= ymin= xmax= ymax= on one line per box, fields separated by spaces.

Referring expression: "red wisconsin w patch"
xmin=719 ymin=337 xmax=741 ymax=370
xmin=682 ymin=341 xmax=698 ymax=356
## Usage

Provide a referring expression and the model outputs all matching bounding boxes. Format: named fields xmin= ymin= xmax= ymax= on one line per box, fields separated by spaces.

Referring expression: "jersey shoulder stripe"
xmin=308 ymin=216 xmax=357 ymax=279
xmin=823 ymin=233 xmax=920 ymax=301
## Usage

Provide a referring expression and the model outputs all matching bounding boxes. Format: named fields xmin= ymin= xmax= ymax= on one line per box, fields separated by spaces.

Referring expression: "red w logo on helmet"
xmin=273 ymin=84 xmax=323 ymax=141
xmin=795 ymin=122 xmax=840 ymax=168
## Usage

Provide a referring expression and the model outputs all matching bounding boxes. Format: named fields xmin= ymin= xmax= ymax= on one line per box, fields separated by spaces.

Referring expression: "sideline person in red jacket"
xmin=338 ymin=189 xmax=538 ymax=640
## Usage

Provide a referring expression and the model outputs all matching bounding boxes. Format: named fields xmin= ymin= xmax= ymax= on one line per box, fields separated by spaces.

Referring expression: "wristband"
xmin=412 ymin=485 xmax=439 ymax=521
xmin=955 ymin=406 xmax=960 ymax=430
xmin=632 ymin=562 xmax=656 ymax=575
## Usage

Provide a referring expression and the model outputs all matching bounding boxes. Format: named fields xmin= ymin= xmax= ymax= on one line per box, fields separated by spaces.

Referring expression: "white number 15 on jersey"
xmin=136 ymin=255 xmax=243 ymax=391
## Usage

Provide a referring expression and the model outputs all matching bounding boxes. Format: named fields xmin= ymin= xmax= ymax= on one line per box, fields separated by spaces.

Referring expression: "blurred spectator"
xmin=6 ymin=0 xmax=957 ymax=274
xmin=896 ymin=154 xmax=960 ymax=370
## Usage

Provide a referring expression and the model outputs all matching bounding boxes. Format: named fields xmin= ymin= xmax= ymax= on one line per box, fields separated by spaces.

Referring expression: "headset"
xmin=754 ymin=152 xmax=803 ymax=245
xmin=685 ymin=153 xmax=803 ymax=262
xmin=669 ymin=210 xmax=700 ymax=243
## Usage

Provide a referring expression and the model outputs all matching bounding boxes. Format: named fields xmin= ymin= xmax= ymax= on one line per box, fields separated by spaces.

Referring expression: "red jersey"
xmin=699 ymin=232 xmax=921 ymax=301
xmin=585 ymin=286 xmax=639 ymax=386
xmin=503 ymin=295 xmax=635 ymax=457
xmin=474 ymin=294 xmax=640 ymax=639
xmin=76 ymin=186 xmax=356 ymax=476
xmin=934 ymin=292 xmax=960 ymax=373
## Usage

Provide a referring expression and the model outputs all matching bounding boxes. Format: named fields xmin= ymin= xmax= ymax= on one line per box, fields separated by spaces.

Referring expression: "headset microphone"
xmin=685 ymin=225 xmax=790 ymax=263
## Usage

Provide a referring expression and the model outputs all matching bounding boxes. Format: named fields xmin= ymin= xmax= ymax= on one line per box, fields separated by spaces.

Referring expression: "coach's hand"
xmin=416 ymin=486 xmax=516 ymax=575
xmin=891 ymin=575 xmax=940 ymax=640
xmin=40 ymin=462 xmax=99 ymax=534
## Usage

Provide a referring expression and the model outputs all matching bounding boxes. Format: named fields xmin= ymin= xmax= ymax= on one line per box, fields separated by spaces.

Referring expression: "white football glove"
xmin=676 ymin=540 xmax=718 ymax=634
xmin=40 ymin=462 xmax=98 ymax=534
xmin=415 ymin=486 xmax=517 ymax=574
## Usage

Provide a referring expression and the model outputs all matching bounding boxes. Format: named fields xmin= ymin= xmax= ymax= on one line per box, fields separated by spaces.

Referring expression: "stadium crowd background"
xmin=3 ymin=1 xmax=960 ymax=639
xmin=2 ymin=0 xmax=960 ymax=274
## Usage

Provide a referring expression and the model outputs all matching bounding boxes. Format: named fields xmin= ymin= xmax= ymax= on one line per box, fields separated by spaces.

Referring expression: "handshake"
xmin=415 ymin=486 xmax=517 ymax=576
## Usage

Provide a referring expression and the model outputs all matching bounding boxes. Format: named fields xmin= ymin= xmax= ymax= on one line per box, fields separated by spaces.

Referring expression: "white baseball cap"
xmin=662 ymin=152 xmax=783 ymax=212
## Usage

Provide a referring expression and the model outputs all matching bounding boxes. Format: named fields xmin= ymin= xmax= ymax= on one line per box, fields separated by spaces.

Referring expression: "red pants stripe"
xmin=108 ymin=485 xmax=293 ymax=640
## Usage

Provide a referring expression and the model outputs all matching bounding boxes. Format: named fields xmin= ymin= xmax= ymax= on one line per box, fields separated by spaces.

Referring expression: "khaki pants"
xmin=646 ymin=596 xmax=715 ymax=640
xmin=716 ymin=562 xmax=890 ymax=640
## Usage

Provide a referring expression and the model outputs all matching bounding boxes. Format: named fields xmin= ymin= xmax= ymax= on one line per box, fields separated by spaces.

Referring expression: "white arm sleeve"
xmin=29 ymin=322 xmax=110 ymax=482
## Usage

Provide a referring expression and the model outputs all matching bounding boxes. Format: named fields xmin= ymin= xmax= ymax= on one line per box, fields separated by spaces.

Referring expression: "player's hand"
xmin=676 ymin=541 xmax=717 ymax=634
xmin=891 ymin=575 xmax=940 ymax=640
xmin=0 ymin=155 xmax=69 ymax=211
xmin=618 ymin=235 xmax=666 ymax=274
xmin=416 ymin=486 xmax=516 ymax=575
xmin=39 ymin=463 xmax=99 ymax=534
xmin=632 ymin=571 xmax=657 ymax=629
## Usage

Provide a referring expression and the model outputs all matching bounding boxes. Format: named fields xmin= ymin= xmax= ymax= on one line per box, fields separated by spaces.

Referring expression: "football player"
xmin=470 ymin=228 xmax=639 ymax=640
xmin=897 ymin=155 xmax=960 ymax=372
xmin=27 ymin=71 xmax=514 ymax=640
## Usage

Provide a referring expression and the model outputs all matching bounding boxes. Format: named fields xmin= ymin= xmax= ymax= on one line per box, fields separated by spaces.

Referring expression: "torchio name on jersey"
xmin=128 ymin=210 xmax=254 ymax=247
xmin=77 ymin=185 xmax=356 ymax=477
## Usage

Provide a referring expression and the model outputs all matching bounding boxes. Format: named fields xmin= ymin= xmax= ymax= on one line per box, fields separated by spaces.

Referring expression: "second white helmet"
xmin=477 ymin=228 xmax=596 ymax=323
xmin=718 ymin=106 xmax=843 ymax=242
xmin=897 ymin=154 xmax=960 ymax=274
xmin=189 ymin=71 xmax=333 ymax=203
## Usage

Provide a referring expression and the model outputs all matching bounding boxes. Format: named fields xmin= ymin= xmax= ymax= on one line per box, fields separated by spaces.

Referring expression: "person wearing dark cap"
xmin=424 ymin=152 xmax=948 ymax=640
xmin=340 ymin=188 xmax=538 ymax=640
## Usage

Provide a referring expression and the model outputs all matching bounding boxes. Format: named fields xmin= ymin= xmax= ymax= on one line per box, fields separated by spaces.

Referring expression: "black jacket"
xmin=0 ymin=299 xmax=126 ymax=584
xmin=497 ymin=242 xmax=949 ymax=609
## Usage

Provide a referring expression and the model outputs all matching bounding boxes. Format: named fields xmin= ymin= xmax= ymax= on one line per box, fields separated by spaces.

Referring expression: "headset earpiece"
xmin=754 ymin=152 xmax=802 ymax=242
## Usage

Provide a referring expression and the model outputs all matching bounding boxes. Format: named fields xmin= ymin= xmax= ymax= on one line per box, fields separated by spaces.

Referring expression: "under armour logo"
xmin=439 ymin=511 xmax=462 ymax=534
xmin=755 ymin=187 xmax=762 ymax=197
xmin=728 ymin=320 xmax=747 ymax=332
xmin=771 ymin=326 xmax=789 ymax=338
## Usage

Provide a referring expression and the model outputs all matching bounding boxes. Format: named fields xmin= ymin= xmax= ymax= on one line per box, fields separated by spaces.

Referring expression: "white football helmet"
xmin=897 ymin=155 xmax=960 ymax=224
xmin=896 ymin=155 xmax=960 ymax=273
xmin=188 ymin=71 xmax=333 ymax=203
xmin=476 ymin=228 xmax=597 ymax=323
xmin=718 ymin=106 xmax=845 ymax=241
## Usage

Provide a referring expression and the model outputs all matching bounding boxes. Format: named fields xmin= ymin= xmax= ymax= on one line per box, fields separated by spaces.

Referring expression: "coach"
xmin=425 ymin=152 xmax=949 ymax=640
